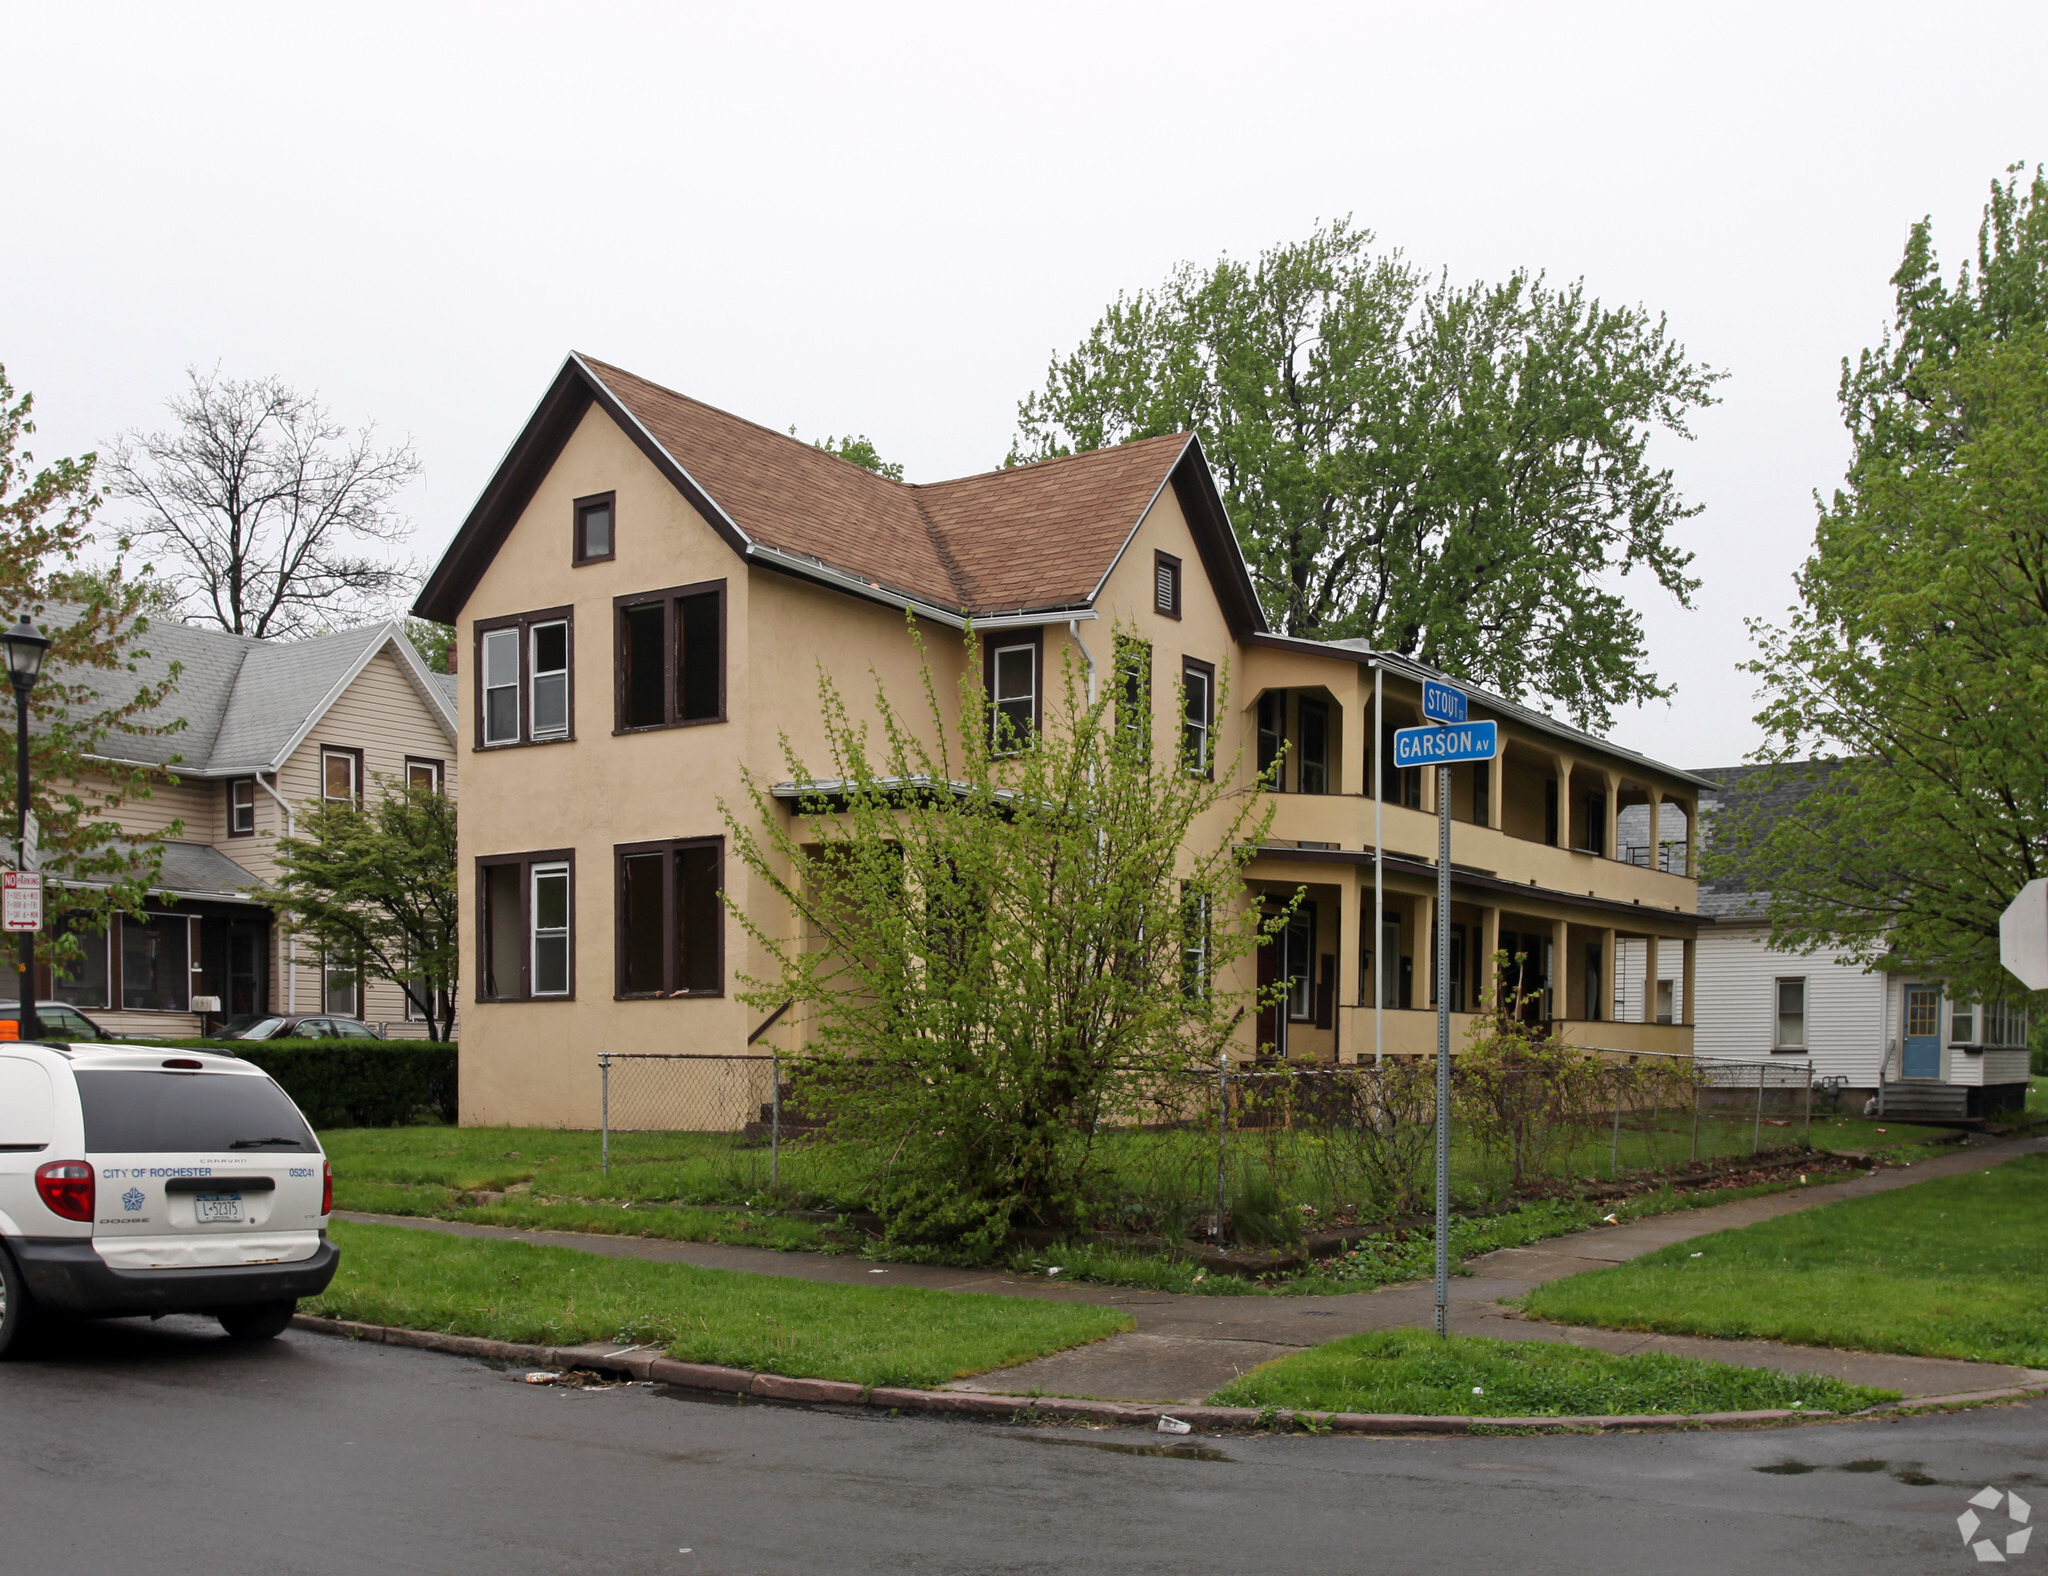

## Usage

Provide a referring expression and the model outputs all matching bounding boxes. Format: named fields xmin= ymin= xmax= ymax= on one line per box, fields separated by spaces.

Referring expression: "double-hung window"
xmin=1181 ymin=658 xmax=1214 ymax=777
xmin=406 ymin=757 xmax=443 ymax=793
xmin=227 ymin=778 xmax=256 ymax=836
xmin=616 ymin=838 xmax=724 ymax=997
xmin=616 ymin=581 xmax=725 ymax=731
xmin=477 ymin=608 xmax=574 ymax=748
xmin=324 ymin=950 xmax=360 ymax=1017
xmin=1115 ymin=636 xmax=1151 ymax=759
xmin=477 ymin=851 xmax=575 ymax=1000
xmin=988 ymin=634 xmax=1039 ymax=753
xmin=321 ymin=747 xmax=361 ymax=806
xmin=1774 ymin=976 xmax=1805 ymax=1049
xmin=1181 ymin=887 xmax=1210 ymax=1002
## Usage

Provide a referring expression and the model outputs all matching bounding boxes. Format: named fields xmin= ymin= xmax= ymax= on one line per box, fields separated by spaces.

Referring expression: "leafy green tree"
xmin=1009 ymin=218 xmax=1719 ymax=729
xmin=262 ymin=778 xmax=458 ymax=1039
xmin=810 ymin=432 xmax=903 ymax=481
xmin=1735 ymin=166 xmax=2048 ymax=1003
xmin=406 ymin=616 xmax=453 ymax=674
xmin=0 ymin=365 xmax=183 ymax=978
xmin=723 ymin=623 xmax=1278 ymax=1254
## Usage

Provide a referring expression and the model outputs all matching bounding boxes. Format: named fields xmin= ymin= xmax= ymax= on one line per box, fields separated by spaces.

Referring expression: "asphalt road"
xmin=3 ymin=1316 xmax=2042 ymax=1576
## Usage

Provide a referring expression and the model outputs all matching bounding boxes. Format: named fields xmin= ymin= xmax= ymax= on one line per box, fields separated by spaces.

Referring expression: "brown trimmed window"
xmin=616 ymin=581 xmax=725 ymax=732
xmin=1181 ymin=657 xmax=1214 ymax=776
xmin=1154 ymin=551 xmax=1182 ymax=618
xmin=321 ymin=747 xmax=363 ymax=806
xmin=1115 ymin=636 xmax=1151 ymax=758
xmin=227 ymin=778 xmax=256 ymax=836
xmin=985 ymin=628 xmax=1042 ymax=753
xmin=478 ymin=850 xmax=575 ymax=1001
xmin=405 ymin=757 xmax=444 ymax=793
xmin=476 ymin=607 xmax=573 ymax=748
xmin=574 ymin=492 xmax=616 ymax=565
xmin=615 ymin=837 xmax=724 ymax=997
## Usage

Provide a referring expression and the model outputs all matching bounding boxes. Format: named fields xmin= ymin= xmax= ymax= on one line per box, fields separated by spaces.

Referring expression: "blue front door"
xmin=1902 ymin=986 xmax=1942 ymax=1079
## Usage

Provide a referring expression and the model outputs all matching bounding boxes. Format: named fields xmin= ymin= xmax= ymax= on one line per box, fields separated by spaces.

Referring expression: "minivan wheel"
xmin=0 ymin=1246 xmax=39 ymax=1359
xmin=217 ymin=1298 xmax=298 ymax=1341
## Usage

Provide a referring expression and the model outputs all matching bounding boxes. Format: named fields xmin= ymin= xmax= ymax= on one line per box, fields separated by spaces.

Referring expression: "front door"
xmin=1902 ymin=986 xmax=1942 ymax=1079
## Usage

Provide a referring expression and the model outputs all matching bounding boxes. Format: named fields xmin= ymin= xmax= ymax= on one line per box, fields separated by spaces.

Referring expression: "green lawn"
xmin=1522 ymin=1153 xmax=2048 ymax=1367
xmin=311 ymin=1220 xmax=1131 ymax=1388
xmin=1207 ymin=1330 xmax=1896 ymax=1417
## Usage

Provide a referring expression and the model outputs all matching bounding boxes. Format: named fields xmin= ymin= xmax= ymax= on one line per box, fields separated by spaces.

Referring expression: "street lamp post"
xmin=5 ymin=614 xmax=51 ymax=1041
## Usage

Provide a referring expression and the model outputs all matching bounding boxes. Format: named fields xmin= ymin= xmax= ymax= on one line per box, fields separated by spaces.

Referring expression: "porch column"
xmin=1549 ymin=917 xmax=1569 ymax=1021
xmin=1479 ymin=905 xmax=1501 ymax=1018
xmin=1599 ymin=925 xmax=1617 ymax=1024
xmin=1551 ymin=753 xmax=1573 ymax=847
xmin=1603 ymin=770 xmax=1621 ymax=860
xmin=1643 ymin=933 xmax=1659 ymax=1024
xmin=1335 ymin=868 xmax=1360 ymax=1061
xmin=1416 ymin=892 xmax=1435 ymax=1010
xmin=1681 ymin=936 xmax=1696 ymax=1027
xmin=1646 ymin=793 xmax=1663 ymax=871
xmin=1677 ymin=795 xmax=1697 ymax=877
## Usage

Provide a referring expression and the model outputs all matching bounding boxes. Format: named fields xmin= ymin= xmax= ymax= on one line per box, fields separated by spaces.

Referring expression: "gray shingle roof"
xmin=155 ymin=841 xmax=262 ymax=898
xmin=1691 ymin=761 xmax=1847 ymax=921
xmin=40 ymin=608 xmax=455 ymax=776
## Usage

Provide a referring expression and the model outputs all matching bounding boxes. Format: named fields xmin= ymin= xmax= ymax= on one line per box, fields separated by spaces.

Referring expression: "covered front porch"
xmin=1243 ymin=847 xmax=1700 ymax=1063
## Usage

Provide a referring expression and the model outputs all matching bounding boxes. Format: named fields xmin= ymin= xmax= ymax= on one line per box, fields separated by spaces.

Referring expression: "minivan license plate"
xmin=194 ymin=1193 xmax=244 ymax=1223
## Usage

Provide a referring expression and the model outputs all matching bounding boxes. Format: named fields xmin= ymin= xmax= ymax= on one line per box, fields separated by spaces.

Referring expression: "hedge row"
xmin=126 ymin=1039 xmax=458 ymax=1128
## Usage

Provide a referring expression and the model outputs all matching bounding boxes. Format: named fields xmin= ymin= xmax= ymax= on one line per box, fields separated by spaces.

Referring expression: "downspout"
xmin=1373 ymin=664 xmax=1383 ymax=1066
xmin=255 ymin=771 xmax=297 ymax=1015
xmin=1067 ymin=618 xmax=1098 ymax=706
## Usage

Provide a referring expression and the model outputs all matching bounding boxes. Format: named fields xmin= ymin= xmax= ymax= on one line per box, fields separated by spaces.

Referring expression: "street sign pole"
xmin=1434 ymin=760 xmax=1452 ymax=1338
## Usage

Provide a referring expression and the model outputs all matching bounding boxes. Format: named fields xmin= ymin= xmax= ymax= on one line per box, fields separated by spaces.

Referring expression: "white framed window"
xmin=530 ymin=862 xmax=571 ymax=996
xmin=1774 ymin=976 xmax=1806 ymax=1048
xmin=530 ymin=621 xmax=570 ymax=740
xmin=227 ymin=777 xmax=256 ymax=836
xmin=1983 ymin=1000 xmax=2029 ymax=1048
xmin=482 ymin=627 xmax=521 ymax=745
xmin=1181 ymin=888 xmax=1210 ymax=1001
xmin=324 ymin=952 xmax=359 ymax=1017
xmin=1951 ymin=1001 xmax=1976 ymax=1044
xmin=991 ymin=643 xmax=1036 ymax=752
xmin=321 ymin=748 xmax=360 ymax=805
xmin=406 ymin=757 xmax=443 ymax=794
xmin=1182 ymin=661 xmax=1213 ymax=776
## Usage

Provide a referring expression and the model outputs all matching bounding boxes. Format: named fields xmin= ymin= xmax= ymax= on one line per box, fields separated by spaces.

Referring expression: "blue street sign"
xmin=1420 ymin=680 xmax=1467 ymax=726
xmin=1393 ymin=720 xmax=1498 ymax=768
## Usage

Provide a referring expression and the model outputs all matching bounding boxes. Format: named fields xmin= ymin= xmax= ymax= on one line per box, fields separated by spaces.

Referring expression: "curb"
xmin=288 ymin=1315 xmax=2048 ymax=1435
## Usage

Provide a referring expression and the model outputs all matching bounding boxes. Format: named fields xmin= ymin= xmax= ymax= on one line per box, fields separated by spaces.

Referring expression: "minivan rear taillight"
xmin=35 ymin=1161 xmax=94 ymax=1222
xmin=321 ymin=1159 xmax=332 ymax=1216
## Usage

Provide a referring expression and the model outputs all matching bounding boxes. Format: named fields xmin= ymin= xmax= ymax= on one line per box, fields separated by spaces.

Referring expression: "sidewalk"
xmin=336 ymin=1132 xmax=2048 ymax=1406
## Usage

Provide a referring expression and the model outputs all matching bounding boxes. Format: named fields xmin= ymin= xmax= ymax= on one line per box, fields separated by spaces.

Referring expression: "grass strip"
xmin=311 ymin=1220 xmax=1131 ymax=1388
xmin=1207 ymin=1329 xmax=1898 ymax=1417
xmin=1522 ymin=1154 xmax=2048 ymax=1367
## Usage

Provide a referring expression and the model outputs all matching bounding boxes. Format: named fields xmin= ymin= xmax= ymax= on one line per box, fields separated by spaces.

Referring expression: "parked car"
xmin=0 ymin=1000 xmax=119 ymax=1041
xmin=0 ymin=1042 xmax=338 ymax=1356
xmin=212 ymin=1015 xmax=387 ymax=1042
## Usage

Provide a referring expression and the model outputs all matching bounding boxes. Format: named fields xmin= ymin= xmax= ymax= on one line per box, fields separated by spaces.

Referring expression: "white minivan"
xmin=0 ymin=1043 xmax=338 ymax=1356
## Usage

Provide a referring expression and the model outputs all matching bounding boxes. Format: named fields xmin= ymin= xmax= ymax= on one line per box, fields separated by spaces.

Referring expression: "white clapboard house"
xmin=1651 ymin=762 xmax=2031 ymax=1123
xmin=6 ymin=608 xmax=458 ymax=1039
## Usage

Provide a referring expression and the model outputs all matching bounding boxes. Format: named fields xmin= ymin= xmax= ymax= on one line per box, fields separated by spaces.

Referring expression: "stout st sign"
xmin=1421 ymin=679 xmax=1468 ymax=726
xmin=1392 ymin=719 xmax=1499 ymax=768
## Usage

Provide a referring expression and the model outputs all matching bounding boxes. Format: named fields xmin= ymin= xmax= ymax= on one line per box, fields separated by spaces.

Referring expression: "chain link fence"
xmin=593 ymin=1048 xmax=1828 ymax=1245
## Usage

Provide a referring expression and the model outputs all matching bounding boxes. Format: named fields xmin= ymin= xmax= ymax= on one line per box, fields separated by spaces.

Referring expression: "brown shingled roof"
xmin=581 ymin=355 xmax=1191 ymax=615
xmin=415 ymin=352 xmax=1264 ymax=632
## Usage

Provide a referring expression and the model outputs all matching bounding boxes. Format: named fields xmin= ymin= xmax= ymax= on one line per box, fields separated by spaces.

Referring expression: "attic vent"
xmin=1154 ymin=551 xmax=1181 ymax=619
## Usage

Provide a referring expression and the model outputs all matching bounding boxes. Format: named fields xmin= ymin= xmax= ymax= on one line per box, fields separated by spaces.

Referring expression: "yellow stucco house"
xmin=416 ymin=353 xmax=1707 ymax=1127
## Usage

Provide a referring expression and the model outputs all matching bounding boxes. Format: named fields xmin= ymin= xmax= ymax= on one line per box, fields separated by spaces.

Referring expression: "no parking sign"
xmin=2 ymin=870 xmax=42 ymax=931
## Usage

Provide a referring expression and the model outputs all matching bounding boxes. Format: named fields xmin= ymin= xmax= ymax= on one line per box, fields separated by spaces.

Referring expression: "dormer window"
xmin=574 ymin=492 xmax=616 ymax=565
xmin=1154 ymin=551 xmax=1182 ymax=618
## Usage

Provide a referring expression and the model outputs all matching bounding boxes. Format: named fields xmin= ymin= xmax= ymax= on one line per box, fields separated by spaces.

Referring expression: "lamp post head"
xmin=4 ymin=615 xmax=50 ymax=691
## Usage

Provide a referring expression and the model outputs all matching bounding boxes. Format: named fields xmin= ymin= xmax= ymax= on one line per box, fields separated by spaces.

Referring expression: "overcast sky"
xmin=5 ymin=1 xmax=2043 ymax=771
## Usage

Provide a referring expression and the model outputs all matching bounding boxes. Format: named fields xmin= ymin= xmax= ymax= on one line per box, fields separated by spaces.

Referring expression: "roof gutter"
xmin=741 ymin=543 xmax=1096 ymax=630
